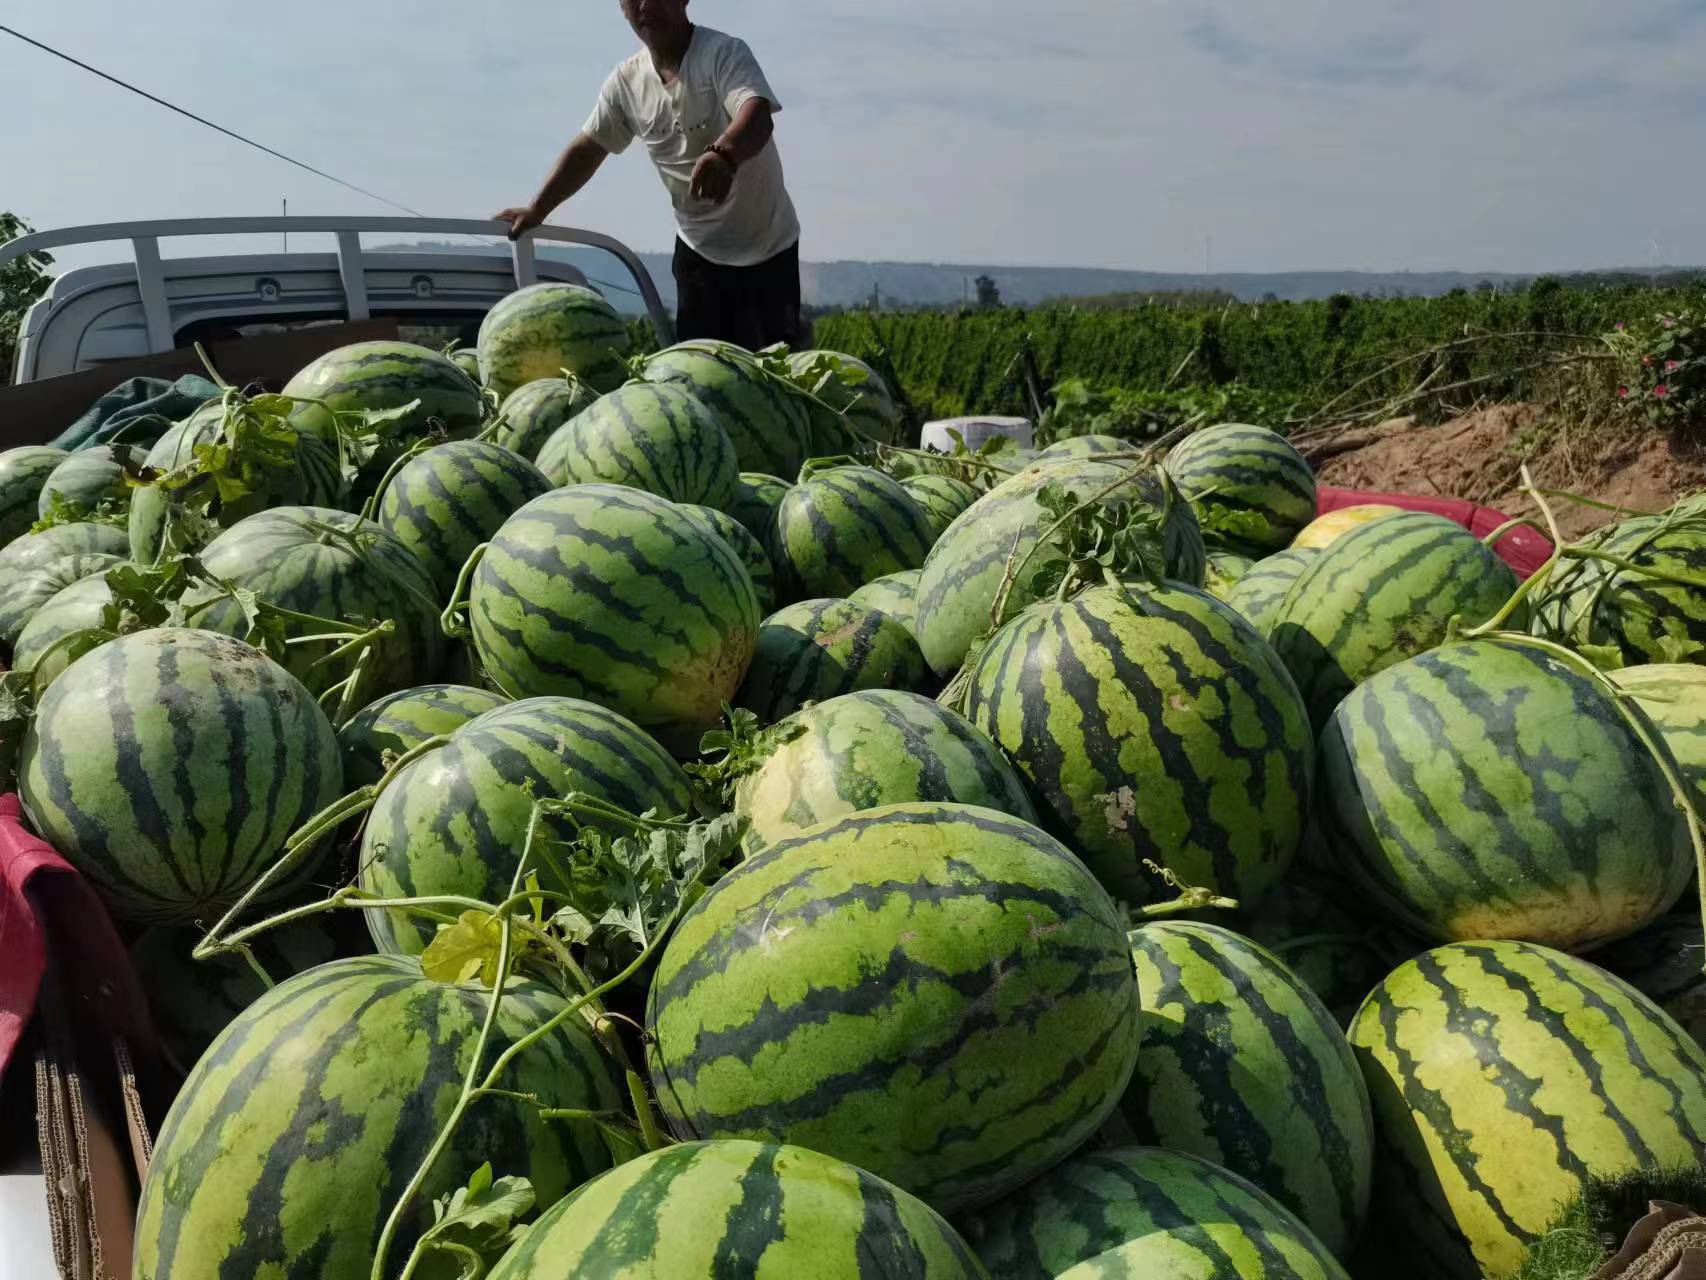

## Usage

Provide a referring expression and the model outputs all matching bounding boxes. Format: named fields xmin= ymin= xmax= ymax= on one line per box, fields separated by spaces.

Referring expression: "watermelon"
xmin=848 ymin=569 xmax=921 ymax=634
xmin=734 ymin=689 xmax=1035 ymax=851
xmin=1269 ymin=512 xmax=1522 ymax=730
xmin=1116 ymin=922 xmax=1373 ymax=1256
xmin=683 ymin=503 xmax=777 ymax=612
xmin=38 ymin=443 xmax=145 ymax=516
xmin=901 ymin=474 xmax=980 ymax=543
xmin=1165 ymin=423 xmax=1318 ymax=554
xmin=534 ymin=381 xmax=739 ymax=509
xmin=0 ymin=552 xmax=123 ymax=651
xmin=284 ymin=340 xmax=485 ymax=441
xmin=375 ymin=439 xmax=551 ymax=596
xmin=772 ymin=466 xmax=933 ymax=599
xmin=1596 ymin=909 xmax=1706 ymax=1047
xmin=644 ymin=340 xmax=814 ymax=479
xmin=1607 ymin=664 xmax=1706 ymax=811
xmin=1031 ymin=434 xmax=1130 ymax=464
xmin=736 ymin=598 xmax=926 ymax=723
xmin=0 ymin=518 xmax=129 ymax=580
xmin=18 ymin=628 xmax=342 ymax=923
xmin=479 ymin=282 xmax=631 ymax=400
xmin=1205 ymin=549 xmax=1257 ymax=598
xmin=957 ymin=1146 xmax=1351 ymax=1280
xmin=966 ymin=582 xmax=1312 ymax=909
xmin=134 ymin=954 xmax=623 ymax=1280
xmin=1290 ymin=504 xmax=1403 ymax=550
xmin=488 ymin=1140 xmax=987 ymax=1280
xmin=0 ymin=445 xmax=69 ymax=547
xmin=470 ymin=484 xmax=759 ymax=751
xmin=647 ymin=803 xmax=1141 ymax=1212
xmin=787 ymin=349 xmax=905 ymax=449
xmin=1225 ymin=548 xmax=1318 ymax=634
xmin=11 ymin=572 xmax=115 ymax=677
xmin=360 ymin=696 xmax=692 ymax=954
xmin=192 ymin=506 xmax=446 ymax=704
xmin=915 ymin=459 xmax=1207 ymax=678
xmin=336 ymin=683 xmax=509 ymax=789
xmin=448 ymin=346 xmax=482 ymax=381
xmin=729 ymin=471 xmax=792 ymax=541
xmin=1319 ymin=638 xmax=1693 ymax=951
xmin=1350 ymin=940 xmax=1706 ymax=1280
xmin=494 ymin=375 xmax=596 ymax=460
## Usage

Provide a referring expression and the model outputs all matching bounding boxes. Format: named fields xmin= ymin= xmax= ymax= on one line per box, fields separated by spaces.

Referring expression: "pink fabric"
xmin=0 ymin=793 xmax=154 ymax=1084
xmin=1316 ymin=485 xmax=1554 ymax=579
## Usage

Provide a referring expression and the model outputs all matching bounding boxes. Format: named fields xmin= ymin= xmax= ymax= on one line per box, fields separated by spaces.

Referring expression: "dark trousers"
xmin=672 ymin=238 xmax=802 ymax=352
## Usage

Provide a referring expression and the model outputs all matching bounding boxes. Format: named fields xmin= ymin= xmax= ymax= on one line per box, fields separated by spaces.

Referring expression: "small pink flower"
xmin=1663 ymin=316 xmax=1677 ymax=328
xmin=1618 ymin=385 xmax=1631 ymax=399
xmin=1666 ymin=359 xmax=1680 ymax=371
xmin=1654 ymin=384 xmax=1671 ymax=398
xmin=1643 ymin=355 xmax=1654 ymax=367
xmin=1615 ymin=321 xmax=1627 ymax=330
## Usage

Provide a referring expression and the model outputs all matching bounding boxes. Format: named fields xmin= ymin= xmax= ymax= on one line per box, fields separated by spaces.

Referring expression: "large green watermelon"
xmin=729 ymin=472 xmax=792 ymax=542
xmin=0 ymin=445 xmax=69 ymax=547
xmin=336 ymin=683 xmax=509 ymax=788
xmin=1319 ymin=638 xmax=1693 ymax=951
xmin=787 ymin=349 xmax=905 ymax=449
xmin=1165 ymin=423 xmax=1318 ymax=553
xmin=682 ymin=502 xmax=776 ymax=612
xmin=1225 ymin=548 xmax=1318 ymax=635
xmin=1607 ymin=662 xmax=1706 ymax=811
xmin=0 ymin=519 xmax=130 ymax=581
xmin=647 ymin=803 xmax=1141 ymax=1213
xmin=134 ymin=954 xmax=623 ymax=1280
xmin=192 ymin=506 xmax=446 ymax=704
xmin=967 ymin=582 xmax=1312 ymax=909
xmin=494 ymin=375 xmax=596 ymax=460
xmin=478 ymin=282 xmax=631 ymax=400
xmin=736 ymin=598 xmax=926 ymax=723
xmin=283 ymin=340 xmax=485 ymax=440
xmin=915 ymin=459 xmax=1207 ymax=677
xmin=535 ymin=381 xmax=739 ymax=509
xmin=488 ymin=1140 xmax=987 ymax=1279
xmin=448 ymin=346 xmax=482 ymax=382
xmin=1204 ymin=549 xmax=1257 ymax=599
xmin=38 ymin=443 xmax=145 ymax=516
xmin=901 ymin=474 xmax=980 ymax=543
xmin=11 ymin=572 xmax=115 ymax=677
xmin=0 ymin=552 xmax=123 ymax=652
xmin=734 ymin=689 xmax=1035 ymax=850
xmin=1270 ymin=512 xmax=1522 ymax=730
xmin=848 ymin=569 xmax=921 ymax=634
xmin=470 ymin=485 xmax=760 ymax=751
xmin=956 ymin=1146 xmax=1350 ymax=1280
xmin=1597 ymin=909 xmax=1706 ymax=1047
xmin=1116 ymin=922 xmax=1373 ymax=1256
xmin=375 ymin=439 xmax=550 ymax=596
xmin=18 ymin=628 xmax=342 ymax=923
xmin=360 ymin=696 xmax=692 ymax=953
xmin=1350 ymin=940 xmax=1706 ymax=1280
xmin=772 ymin=466 xmax=933 ymax=599
xmin=644 ymin=340 xmax=814 ymax=480
xmin=1031 ymin=434 xmax=1130 ymax=464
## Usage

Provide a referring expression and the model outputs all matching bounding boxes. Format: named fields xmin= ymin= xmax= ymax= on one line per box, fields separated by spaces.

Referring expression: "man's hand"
xmin=689 ymin=151 xmax=737 ymax=204
xmin=494 ymin=205 xmax=545 ymax=240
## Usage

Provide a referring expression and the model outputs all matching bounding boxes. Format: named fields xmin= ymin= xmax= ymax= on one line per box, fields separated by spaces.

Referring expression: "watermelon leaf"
xmin=687 ymin=704 xmax=806 ymax=810
xmin=421 ymin=910 xmax=530 ymax=988
xmin=409 ymin=1163 xmax=535 ymax=1280
xmin=28 ymin=492 xmax=127 ymax=536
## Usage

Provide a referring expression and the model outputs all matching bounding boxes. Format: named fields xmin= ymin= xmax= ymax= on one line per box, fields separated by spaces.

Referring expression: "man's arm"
xmin=689 ymin=98 xmax=774 ymax=204
xmin=495 ymin=132 xmax=611 ymax=239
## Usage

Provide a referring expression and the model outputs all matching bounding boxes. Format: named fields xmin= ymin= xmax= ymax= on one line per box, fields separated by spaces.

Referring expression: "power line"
xmin=1 ymin=23 xmax=425 ymax=217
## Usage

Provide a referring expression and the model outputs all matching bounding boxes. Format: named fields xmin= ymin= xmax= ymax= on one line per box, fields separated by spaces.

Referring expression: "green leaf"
xmin=421 ymin=910 xmax=511 ymax=987
xmin=684 ymin=704 xmax=806 ymax=809
xmin=411 ymin=1164 xmax=536 ymax=1280
xmin=1575 ymin=643 xmax=1628 ymax=672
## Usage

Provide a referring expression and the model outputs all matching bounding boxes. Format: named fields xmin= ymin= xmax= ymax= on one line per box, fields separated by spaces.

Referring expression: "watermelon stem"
xmin=359 ymin=434 xmax=437 ymax=523
xmin=441 ymin=543 xmax=489 ymax=639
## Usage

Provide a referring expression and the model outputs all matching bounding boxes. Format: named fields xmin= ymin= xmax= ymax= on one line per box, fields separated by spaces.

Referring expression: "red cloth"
xmin=1316 ymin=485 xmax=1554 ymax=579
xmin=0 ymin=793 xmax=154 ymax=1084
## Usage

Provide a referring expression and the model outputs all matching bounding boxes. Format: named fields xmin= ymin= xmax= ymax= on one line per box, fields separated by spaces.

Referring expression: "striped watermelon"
xmin=682 ymin=503 xmax=777 ymax=612
xmin=1116 ymin=922 xmax=1373 ymax=1256
xmin=966 ymin=582 xmax=1312 ymax=908
xmin=1607 ymin=664 xmax=1706 ymax=810
xmin=448 ymin=346 xmax=482 ymax=381
xmin=729 ymin=471 xmax=792 ymax=541
xmin=1225 ymin=548 xmax=1318 ymax=634
xmin=734 ymin=689 xmax=1035 ymax=850
xmin=375 ymin=440 xmax=550 ymax=596
xmin=736 ymin=598 xmax=926 ymax=723
xmin=0 ymin=518 xmax=129 ymax=581
xmin=644 ymin=341 xmax=814 ymax=479
xmin=494 ymin=375 xmax=596 ymax=460
xmin=283 ymin=340 xmax=485 ymax=441
xmin=1597 ymin=910 xmax=1706 ymax=1047
xmin=359 ymin=696 xmax=690 ymax=954
xmin=193 ymin=506 xmax=446 ymax=703
xmin=1320 ymin=638 xmax=1693 ymax=951
xmin=787 ymin=349 xmax=904 ymax=449
xmin=901 ymin=474 xmax=980 ymax=543
xmin=336 ymin=683 xmax=509 ymax=788
xmin=38 ymin=443 xmax=145 ymax=516
xmin=1165 ymin=423 xmax=1318 ymax=554
xmin=12 ymin=573 xmax=114 ymax=677
xmin=1032 ymin=434 xmax=1130 ymax=464
xmin=1269 ymin=512 xmax=1521 ymax=730
xmin=647 ymin=803 xmax=1141 ymax=1212
xmin=535 ymin=381 xmax=739 ymax=509
xmin=849 ymin=569 xmax=921 ymax=634
xmin=134 ymin=954 xmax=623 ymax=1280
xmin=0 ymin=446 xmax=69 ymax=547
xmin=957 ymin=1147 xmax=1351 ymax=1280
xmin=1205 ymin=549 xmax=1257 ymax=599
xmin=478 ymin=282 xmax=631 ymax=400
xmin=470 ymin=484 xmax=759 ymax=750
xmin=489 ymin=1140 xmax=987 ymax=1280
xmin=915 ymin=459 xmax=1207 ymax=678
xmin=1350 ymin=940 xmax=1706 ymax=1280
xmin=18 ymin=628 xmax=342 ymax=923
xmin=1291 ymin=504 xmax=1404 ymax=550
xmin=772 ymin=466 xmax=933 ymax=599
xmin=0 ymin=552 xmax=123 ymax=651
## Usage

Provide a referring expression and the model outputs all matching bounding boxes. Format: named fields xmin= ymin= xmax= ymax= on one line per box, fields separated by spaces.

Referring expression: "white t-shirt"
xmin=583 ymin=26 xmax=800 ymax=268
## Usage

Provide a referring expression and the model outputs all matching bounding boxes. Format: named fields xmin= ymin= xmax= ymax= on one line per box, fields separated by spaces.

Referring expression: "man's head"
xmin=620 ymin=0 xmax=690 ymax=39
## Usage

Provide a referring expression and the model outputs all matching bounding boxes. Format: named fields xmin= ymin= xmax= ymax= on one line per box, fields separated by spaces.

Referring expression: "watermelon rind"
xmin=38 ymin=443 xmax=145 ymax=517
xmin=682 ymin=502 xmax=777 ymax=613
xmin=643 ymin=340 xmax=814 ymax=480
xmin=0 ymin=552 xmax=124 ymax=652
xmin=786 ymin=349 xmax=905 ymax=450
xmin=772 ymin=466 xmax=933 ymax=599
xmin=494 ymin=376 xmax=596 ymax=460
xmin=901 ymin=474 xmax=981 ymax=544
xmin=736 ymin=598 xmax=926 ymax=724
xmin=1165 ymin=422 xmax=1318 ymax=554
xmin=0 ymin=445 xmax=70 ymax=548
xmin=1225 ymin=547 xmax=1318 ymax=635
xmin=336 ymin=682 xmax=510 ymax=789
xmin=535 ymin=381 xmax=739 ymax=509
xmin=478 ymin=282 xmax=631 ymax=400
xmin=728 ymin=472 xmax=792 ymax=542
xmin=848 ymin=569 xmax=922 ymax=635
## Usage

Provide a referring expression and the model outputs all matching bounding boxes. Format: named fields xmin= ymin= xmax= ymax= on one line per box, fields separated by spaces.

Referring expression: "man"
xmin=497 ymin=0 xmax=801 ymax=351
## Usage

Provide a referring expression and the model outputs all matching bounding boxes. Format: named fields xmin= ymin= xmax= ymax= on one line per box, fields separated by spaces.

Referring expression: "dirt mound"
xmin=1306 ymin=406 xmax=1706 ymax=539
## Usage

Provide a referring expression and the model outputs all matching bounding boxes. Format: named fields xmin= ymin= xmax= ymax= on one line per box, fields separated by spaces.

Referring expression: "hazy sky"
xmin=4 ymin=1 xmax=1703 ymax=274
